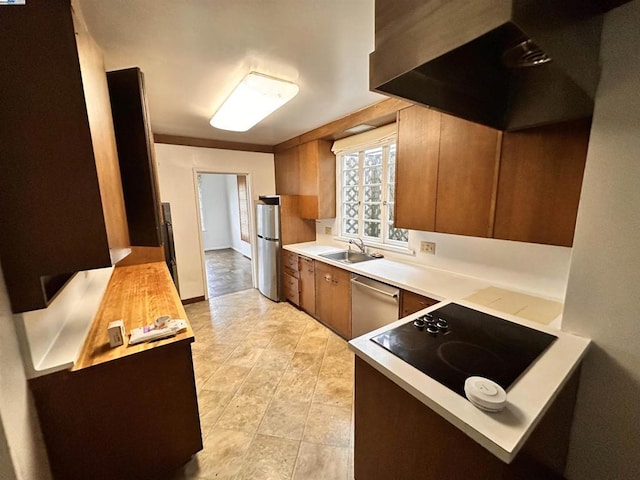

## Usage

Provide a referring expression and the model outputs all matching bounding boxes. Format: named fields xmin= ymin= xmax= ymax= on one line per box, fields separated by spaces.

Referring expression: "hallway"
xmin=205 ymin=249 xmax=253 ymax=298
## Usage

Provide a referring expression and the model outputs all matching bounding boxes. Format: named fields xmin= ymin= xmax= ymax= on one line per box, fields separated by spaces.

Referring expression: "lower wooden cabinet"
xmin=299 ymin=256 xmax=316 ymax=317
xmin=399 ymin=290 xmax=439 ymax=318
xmin=315 ymin=262 xmax=351 ymax=339
xmin=283 ymin=271 xmax=300 ymax=305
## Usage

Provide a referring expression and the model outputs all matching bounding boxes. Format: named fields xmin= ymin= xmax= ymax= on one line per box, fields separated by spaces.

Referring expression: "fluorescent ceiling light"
xmin=210 ymin=72 xmax=299 ymax=132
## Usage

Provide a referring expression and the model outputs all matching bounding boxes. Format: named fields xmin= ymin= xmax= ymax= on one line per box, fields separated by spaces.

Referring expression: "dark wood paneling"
xmin=107 ymin=67 xmax=162 ymax=246
xmin=354 ymin=357 xmax=577 ymax=480
xmin=153 ymin=133 xmax=274 ymax=154
xmin=435 ymin=114 xmax=501 ymax=237
xmin=182 ymin=295 xmax=206 ymax=305
xmin=494 ymin=119 xmax=591 ymax=247
xmin=394 ymin=106 xmax=441 ymax=231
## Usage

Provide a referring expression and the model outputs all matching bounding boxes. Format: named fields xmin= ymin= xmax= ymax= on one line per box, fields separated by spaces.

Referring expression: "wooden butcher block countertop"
xmin=73 ymin=262 xmax=194 ymax=371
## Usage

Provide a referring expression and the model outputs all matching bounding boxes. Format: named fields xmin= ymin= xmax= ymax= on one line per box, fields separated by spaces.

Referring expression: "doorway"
xmin=196 ymin=172 xmax=253 ymax=299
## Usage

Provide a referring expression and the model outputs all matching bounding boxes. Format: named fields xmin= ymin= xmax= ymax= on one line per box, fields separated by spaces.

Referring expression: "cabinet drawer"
xmin=399 ymin=290 xmax=439 ymax=318
xmin=282 ymin=250 xmax=299 ymax=278
xmin=283 ymin=272 xmax=300 ymax=306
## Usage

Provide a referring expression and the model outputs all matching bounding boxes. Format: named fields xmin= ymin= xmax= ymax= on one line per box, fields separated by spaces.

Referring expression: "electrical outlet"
xmin=420 ymin=241 xmax=436 ymax=254
xmin=324 ymin=226 xmax=332 ymax=235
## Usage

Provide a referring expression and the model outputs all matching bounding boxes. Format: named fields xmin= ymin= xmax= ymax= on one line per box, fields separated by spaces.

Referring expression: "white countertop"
xmin=284 ymin=242 xmax=590 ymax=463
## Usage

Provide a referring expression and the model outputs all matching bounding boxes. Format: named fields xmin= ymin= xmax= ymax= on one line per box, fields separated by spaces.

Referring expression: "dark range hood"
xmin=370 ymin=0 xmax=608 ymax=131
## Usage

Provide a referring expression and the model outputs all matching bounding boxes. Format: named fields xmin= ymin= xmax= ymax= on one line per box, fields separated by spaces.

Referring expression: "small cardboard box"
xmin=107 ymin=320 xmax=125 ymax=347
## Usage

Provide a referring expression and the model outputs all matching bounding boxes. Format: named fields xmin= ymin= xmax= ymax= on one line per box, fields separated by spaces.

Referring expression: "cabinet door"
xmin=283 ymin=272 xmax=300 ymax=306
xmin=315 ymin=262 xmax=334 ymax=329
xmin=330 ymin=267 xmax=352 ymax=339
xmin=299 ymin=140 xmax=336 ymax=219
xmin=399 ymin=290 xmax=439 ymax=318
xmin=435 ymin=114 xmax=501 ymax=238
xmin=107 ymin=67 xmax=162 ymax=246
xmin=493 ymin=120 xmax=590 ymax=247
xmin=299 ymin=257 xmax=316 ymax=317
xmin=282 ymin=250 xmax=299 ymax=278
xmin=395 ymin=106 xmax=441 ymax=231
xmin=275 ymin=146 xmax=300 ymax=195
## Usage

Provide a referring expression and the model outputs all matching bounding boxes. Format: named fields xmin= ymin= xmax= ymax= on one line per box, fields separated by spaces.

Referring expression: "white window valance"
xmin=331 ymin=122 xmax=397 ymax=156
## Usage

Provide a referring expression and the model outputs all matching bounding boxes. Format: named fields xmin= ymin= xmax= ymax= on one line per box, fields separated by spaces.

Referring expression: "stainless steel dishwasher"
xmin=351 ymin=275 xmax=399 ymax=337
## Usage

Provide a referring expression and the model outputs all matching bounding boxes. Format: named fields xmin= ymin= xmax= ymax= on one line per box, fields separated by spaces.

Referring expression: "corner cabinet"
xmin=274 ymin=139 xmax=336 ymax=220
xmin=0 ymin=0 xmax=130 ymax=313
xmin=107 ymin=67 xmax=162 ymax=247
xmin=315 ymin=262 xmax=351 ymax=339
xmin=399 ymin=290 xmax=439 ymax=318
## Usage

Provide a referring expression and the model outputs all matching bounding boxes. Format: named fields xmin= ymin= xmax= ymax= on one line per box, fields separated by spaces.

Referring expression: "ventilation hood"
xmin=370 ymin=1 xmax=607 ymax=131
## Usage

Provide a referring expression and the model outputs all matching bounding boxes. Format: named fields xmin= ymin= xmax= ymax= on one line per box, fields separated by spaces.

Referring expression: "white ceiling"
xmin=78 ymin=0 xmax=385 ymax=146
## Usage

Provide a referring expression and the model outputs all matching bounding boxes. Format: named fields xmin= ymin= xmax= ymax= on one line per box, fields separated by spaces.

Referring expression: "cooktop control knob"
xmin=426 ymin=325 xmax=439 ymax=335
xmin=436 ymin=319 xmax=449 ymax=330
xmin=413 ymin=317 xmax=426 ymax=329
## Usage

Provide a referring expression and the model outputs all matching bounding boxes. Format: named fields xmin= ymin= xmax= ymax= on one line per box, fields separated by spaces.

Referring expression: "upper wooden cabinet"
xmin=436 ymin=114 xmax=501 ymax=238
xmin=107 ymin=67 xmax=162 ymax=247
xmin=274 ymin=140 xmax=336 ymax=220
xmin=494 ymin=120 xmax=590 ymax=247
xmin=0 ymin=0 xmax=130 ymax=312
xmin=395 ymin=106 xmax=500 ymax=237
xmin=395 ymin=104 xmax=588 ymax=246
xmin=395 ymin=106 xmax=441 ymax=231
xmin=299 ymin=139 xmax=336 ymax=219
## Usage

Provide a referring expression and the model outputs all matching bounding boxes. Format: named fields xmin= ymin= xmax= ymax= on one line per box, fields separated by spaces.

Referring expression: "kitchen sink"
xmin=319 ymin=250 xmax=378 ymax=264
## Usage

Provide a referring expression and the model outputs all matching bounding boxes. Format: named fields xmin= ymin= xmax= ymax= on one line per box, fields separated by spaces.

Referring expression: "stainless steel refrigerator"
xmin=256 ymin=197 xmax=282 ymax=301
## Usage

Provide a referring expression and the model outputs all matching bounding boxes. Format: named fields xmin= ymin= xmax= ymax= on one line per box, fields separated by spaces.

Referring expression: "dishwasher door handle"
xmin=351 ymin=278 xmax=398 ymax=298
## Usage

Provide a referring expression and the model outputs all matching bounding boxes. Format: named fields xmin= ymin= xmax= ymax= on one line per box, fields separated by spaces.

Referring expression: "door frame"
xmin=192 ymin=169 xmax=257 ymax=300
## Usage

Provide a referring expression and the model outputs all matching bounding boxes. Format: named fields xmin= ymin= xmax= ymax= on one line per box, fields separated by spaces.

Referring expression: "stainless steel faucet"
xmin=349 ymin=237 xmax=366 ymax=254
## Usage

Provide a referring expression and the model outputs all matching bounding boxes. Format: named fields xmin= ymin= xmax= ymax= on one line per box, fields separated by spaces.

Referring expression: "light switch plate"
xmin=324 ymin=226 xmax=332 ymax=235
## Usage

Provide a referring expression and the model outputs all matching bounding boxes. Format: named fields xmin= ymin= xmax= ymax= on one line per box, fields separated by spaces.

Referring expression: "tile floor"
xmin=171 ymin=288 xmax=355 ymax=480
xmin=204 ymin=249 xmax=253 ymax=298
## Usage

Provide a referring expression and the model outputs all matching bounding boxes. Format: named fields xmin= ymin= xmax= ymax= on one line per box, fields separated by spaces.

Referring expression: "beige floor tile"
xmin=182 ymin=428 xmax=253 ymax=479
xmin=215 ymin=393 xmax=271 ymax=433
xmin=326 ymin=334 xmax=351 ymax=355
xmin=237 ymin=434 xmax=300 ymax=480
xmin=237 ymin=366 xmax=285 ymax=397
xmin=225 ymin=343 xmax=266 ymax=368
xmin=274 ymin=371 xmax=318 ymax=402
xmin=193 ymin=359 xmax=222 ymax=390
xmin=313 ymin=375 xmax=354 ymax=409
xmin=201 ymin=363 xmax=251 ymax=393
xmin=193 ymin=342 xmax=235 ymax=364
xmin=267 ymin=332 xmax=302 ymax=353
xmin=295 ymin=335 xmax=329 ymax=354
xmin=243 ymin=330 xmax=278 ymax=348
xmin=303 ymin=403 xmax=352 ymax=447
xmin=287 ymin=352 xmax=324 ymax=375
xmin=292 ymin=442 xmax=350 ymax=480
xmin=257 ymin=349 xmax=295 ymax=371
xmin=319 ymin=354 xmax=354 ymax=380
xmin=196 ymin=389 xmax=234 ymax=435
xmin=304 ymin=321 xmax=331 ymax=338
xmin=258 ymin=399 xmax=311 ymax=440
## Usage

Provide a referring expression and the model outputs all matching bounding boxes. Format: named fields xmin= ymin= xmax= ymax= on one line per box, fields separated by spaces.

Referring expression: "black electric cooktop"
xmin=371 ymin=303 xmax=557 ymax=397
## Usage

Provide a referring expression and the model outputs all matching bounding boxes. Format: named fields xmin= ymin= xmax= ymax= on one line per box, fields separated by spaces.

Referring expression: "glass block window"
xmin=338 ymin=142 xmax=408 ymax=246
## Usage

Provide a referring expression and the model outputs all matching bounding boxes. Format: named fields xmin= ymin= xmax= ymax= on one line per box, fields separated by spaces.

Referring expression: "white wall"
xmin=563 ymin=2 xmax=640 ymax=478
xmin=226 ymin=175 xmax=252 ymax=258
xmin=315 ymin=221 xmax=572 ymax=300
xmin=200 ymin=173 xmax=232 ymax=250
xmin=155 ymin=144 xmax=274 ymax=300
xmin=0 ymin=267 xmax=52 ymax=480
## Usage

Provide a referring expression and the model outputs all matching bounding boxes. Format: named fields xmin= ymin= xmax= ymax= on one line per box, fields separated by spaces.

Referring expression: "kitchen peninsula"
xmin=29 ymin=262 xmax=201 ymax=480
xmin=285 ymin=242 xmax=590 ymax=478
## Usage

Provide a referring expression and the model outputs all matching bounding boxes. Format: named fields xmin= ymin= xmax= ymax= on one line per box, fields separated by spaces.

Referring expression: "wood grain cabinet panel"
xmin=395 ymin=106 xmax=441 ymax=231
xmin=299 ymin=139 xmax=336 ymax=219
xmin=275 ymin=146 xmax=300 ymax=195
xmin=107 ymin=67 xmax=162 ymax=246
xmin=493 ymin=119 xmax=591 ymax=247
xmin=315 ymin=262 xmax=351 ymax=339
xmin=435 ymin=114 xmax=501 ymax=238
xmin=299 ymin=256 xmax=316 ymax=317
xmin=399 ymin=290 xmax=439 ymax=318
xmin=0 ymin=0 xmax=129 ymax=313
